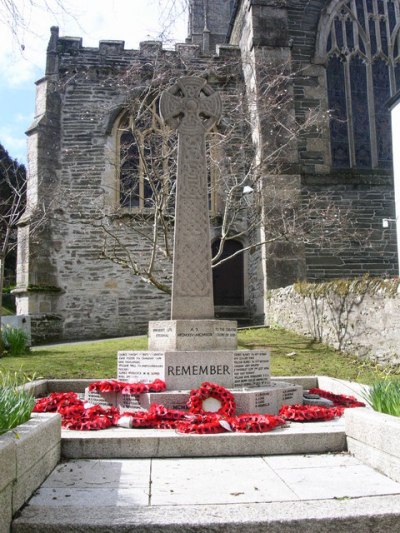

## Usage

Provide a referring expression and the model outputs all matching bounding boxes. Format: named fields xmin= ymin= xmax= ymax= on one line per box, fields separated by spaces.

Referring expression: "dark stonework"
xmin=16 ymin=0 xmax=399 ymax=342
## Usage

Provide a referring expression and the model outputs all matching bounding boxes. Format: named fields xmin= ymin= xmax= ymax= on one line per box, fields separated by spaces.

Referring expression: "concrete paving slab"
xmin=41 ymin=459 xmax=151 ymax=489
xmin=28 ymin=486 xmax=150 ymax=507
xmin=269 ymin=461 xmax=400 ymax=500
xmin=264 ymin=451 xmax=361 ymax=469
xmin=150 ymin=457 xmax=298 ymax=505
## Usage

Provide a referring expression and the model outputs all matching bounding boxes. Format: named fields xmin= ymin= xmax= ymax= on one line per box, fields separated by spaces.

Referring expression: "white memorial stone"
xmin=118 ymin=349 xmax=271 ymax=390
xmin=148 ymin=319 xmax=237 ymax=351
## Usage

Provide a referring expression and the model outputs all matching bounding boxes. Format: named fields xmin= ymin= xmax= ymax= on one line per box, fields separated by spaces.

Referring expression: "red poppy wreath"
xmin=187 ymin=381 xmax=236 ymax=417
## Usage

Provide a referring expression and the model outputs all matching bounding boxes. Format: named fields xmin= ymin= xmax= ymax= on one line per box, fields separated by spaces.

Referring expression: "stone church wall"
xmin=268 ymin=282 xmax=400 ymax=365
xmin=15 ymin=0 xmax=400 ymax=342
xmin=17 ymin=33 xmax=256 ymax=341
xmin=231 ymin=0 xmax=398 ymax=288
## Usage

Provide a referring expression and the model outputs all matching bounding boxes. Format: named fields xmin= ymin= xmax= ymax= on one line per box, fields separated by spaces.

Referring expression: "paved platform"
xmin=61 ymin=418 xmax=346 ymax=458
xmin=12 ymin=452 xmax=400 ymax=532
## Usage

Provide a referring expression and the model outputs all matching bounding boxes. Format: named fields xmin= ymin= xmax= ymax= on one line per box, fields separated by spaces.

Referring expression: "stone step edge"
xmin=60 ymin=424 xmax=346 ymax=458
xmin=12 ymin=495 xmax=400 ymax=532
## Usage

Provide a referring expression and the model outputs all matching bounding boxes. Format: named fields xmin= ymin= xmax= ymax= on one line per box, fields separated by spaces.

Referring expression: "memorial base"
xmin=84 ymin=381 xmax=303 ymax=416
xmin=118 ymin=349 xmax=271 ymax=390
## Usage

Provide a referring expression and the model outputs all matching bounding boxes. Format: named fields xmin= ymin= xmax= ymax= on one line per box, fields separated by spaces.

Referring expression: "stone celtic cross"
xmin=160 ymin=76 xmax=222 ymax=320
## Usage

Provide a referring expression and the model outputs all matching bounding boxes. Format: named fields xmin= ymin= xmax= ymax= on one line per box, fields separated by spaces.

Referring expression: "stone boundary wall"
xmin=267 ymin=284 xmax=400 ymax=365
xmin=0 ymin=413 xmax=61 ymax=532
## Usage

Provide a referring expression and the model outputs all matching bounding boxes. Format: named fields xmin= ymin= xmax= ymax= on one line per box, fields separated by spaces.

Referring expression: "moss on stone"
xmin=293 ymin=274 xmax=400 ymax=299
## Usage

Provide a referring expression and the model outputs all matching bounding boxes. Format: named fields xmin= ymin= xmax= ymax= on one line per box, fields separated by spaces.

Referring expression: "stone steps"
xmin=13 ymin=496 xmax=400 ymax=532
xmin=61 ymin=419 xmax=346 ymax=459
xmin=12 ymin=453 xmax=400 ymax=532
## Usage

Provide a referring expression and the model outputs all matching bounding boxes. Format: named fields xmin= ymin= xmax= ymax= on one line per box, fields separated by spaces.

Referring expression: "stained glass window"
xmin=325 ymin=0 xmax=400 ymax=169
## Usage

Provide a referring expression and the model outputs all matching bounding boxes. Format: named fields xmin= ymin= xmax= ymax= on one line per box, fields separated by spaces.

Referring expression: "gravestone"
xmin=89 ymin=76 xmax=302 ymax=414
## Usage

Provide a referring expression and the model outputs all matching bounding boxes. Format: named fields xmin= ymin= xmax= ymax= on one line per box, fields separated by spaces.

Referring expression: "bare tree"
xmin=0 ymin=0 xmax=75 ymax=50
xmin=0 ymin=145 xmax=26 ymax=354
xmin=55 ymin=50 xmax=364 ymax=295
xmin=0 ymin=144 xmax=45 ymax=354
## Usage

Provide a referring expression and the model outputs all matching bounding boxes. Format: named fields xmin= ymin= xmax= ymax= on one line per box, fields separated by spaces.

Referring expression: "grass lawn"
xmin=0 ymin=327 xmax=398 ymax=384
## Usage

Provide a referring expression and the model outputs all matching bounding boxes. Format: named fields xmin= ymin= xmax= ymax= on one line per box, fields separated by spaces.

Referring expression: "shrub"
xmin=364 ymin=380 xmax=400 ymax=417
xmin=1 ymin=325 xmax=29 ymax=356
xmin=0 ymin=370 xmax=35 ymax=434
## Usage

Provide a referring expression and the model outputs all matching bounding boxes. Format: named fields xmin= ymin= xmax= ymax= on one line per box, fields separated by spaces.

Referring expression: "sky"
xmin=0 ymin=0 xmax=188 ymax=165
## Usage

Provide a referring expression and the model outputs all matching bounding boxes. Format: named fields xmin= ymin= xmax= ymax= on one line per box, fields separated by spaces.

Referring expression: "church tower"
xmin=187 ymin=0 xmax=236 ymax=52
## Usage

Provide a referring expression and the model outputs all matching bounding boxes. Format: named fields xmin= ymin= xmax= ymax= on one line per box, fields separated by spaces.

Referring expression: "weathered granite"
xmin=345 ymin=408 xmax=400 ymax=483
xmin=160 ymin=77 xmax=222 ymax=320
xmin=118 ymin=349 xmax=271 ymax=390
xmin=139 ymin=381 xmax=302 ymax=415
xmin=148 ymin=319 xmax=237 ymax=351
xmin=0 ymin=413 xmax=61 ymax=532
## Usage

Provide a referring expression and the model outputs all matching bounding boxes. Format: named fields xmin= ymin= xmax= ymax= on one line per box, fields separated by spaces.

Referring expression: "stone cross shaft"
xmin=160 ymin=76 xmax=222 ymax=320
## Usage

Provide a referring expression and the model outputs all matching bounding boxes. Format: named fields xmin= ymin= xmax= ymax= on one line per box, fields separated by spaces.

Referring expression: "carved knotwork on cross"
xmin=159 ymin=76 xmax=222 ymax=320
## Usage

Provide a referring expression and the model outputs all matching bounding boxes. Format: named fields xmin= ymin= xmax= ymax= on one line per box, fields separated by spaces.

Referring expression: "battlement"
xmin=46 ymin=27 xmax=240 ymax=75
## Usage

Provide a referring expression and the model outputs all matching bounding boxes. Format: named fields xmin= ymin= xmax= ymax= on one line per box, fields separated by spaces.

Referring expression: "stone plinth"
xmin=84 ymin=381 xmax=303 ymax=416
xmin=138 ymin=381 xmax=302 ymax=415
xmin=118 ymin=349 xmax=270 ymax=390
xmin=148 ymin=319 xmax=237 ymax=351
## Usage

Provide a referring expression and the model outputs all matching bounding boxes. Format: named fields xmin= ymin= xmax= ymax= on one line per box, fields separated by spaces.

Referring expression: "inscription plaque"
xmin=148 ymin=319 xmax=238 ymax=351
xmin=117 ymin=393 xmax=142 ymax=412
xmin=233 ymin=351 xmax=270 ymax=388
xmin=85 ymin=390 xmax=117 ymax=408
xmin=118 ymin=351 xmax=165 ymax=382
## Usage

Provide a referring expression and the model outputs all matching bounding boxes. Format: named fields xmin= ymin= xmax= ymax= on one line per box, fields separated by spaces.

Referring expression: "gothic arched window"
xmin=323 ymin=0 xmax=400 ymax=169
xmin=117 ymin=105 xmax=219 ymax=213
xmin=117 ymin=105 xmax=176 ymax=210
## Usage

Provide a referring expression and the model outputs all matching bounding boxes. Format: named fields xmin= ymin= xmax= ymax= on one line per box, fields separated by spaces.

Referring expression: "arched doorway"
xmin=212 ymin=239 xmax=244 ymax=306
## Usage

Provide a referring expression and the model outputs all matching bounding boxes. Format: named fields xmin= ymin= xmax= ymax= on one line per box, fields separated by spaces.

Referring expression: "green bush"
xmin=0 ymin=370 xmax=35 ymax=435
xmin=1 ymin=326 xmax=29 ymax=356
xmin=364 ymin=380 xmax=400 ymax=417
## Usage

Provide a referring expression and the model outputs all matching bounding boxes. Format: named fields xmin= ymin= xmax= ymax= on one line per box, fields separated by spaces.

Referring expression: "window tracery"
xmin=325 ymin=0 xmax=400 ymax=169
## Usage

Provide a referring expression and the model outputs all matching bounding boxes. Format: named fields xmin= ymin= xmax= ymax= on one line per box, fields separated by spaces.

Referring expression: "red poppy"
xmin=308 ymin=388 xmax=365 ymax=408
xmin=279 ymin=404 xmax=343 ymax=422
xmin=230 ymin=413 xmax=286 ymax=433
xmin=187 ymin=382 xmax=236 ymax=417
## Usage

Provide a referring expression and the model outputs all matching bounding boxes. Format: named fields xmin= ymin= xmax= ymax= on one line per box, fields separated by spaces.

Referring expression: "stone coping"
xmin=345 ymin=407 xmax=400 ymax=483
xmin=0 ymin=413 xmax=61 ymax=533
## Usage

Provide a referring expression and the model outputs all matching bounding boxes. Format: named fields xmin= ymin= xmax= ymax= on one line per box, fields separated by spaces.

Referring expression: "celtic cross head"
xmin=160 ymin=76 xmax=222 ymax=135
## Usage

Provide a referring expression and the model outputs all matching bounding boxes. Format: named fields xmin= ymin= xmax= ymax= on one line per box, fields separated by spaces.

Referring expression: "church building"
xmin=15 ymin=0 xmax=399 ymax=342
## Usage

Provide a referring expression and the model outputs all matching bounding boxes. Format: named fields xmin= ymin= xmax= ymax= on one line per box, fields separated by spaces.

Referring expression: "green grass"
xmin=0 ymin=327 xmax=398 ymax=384
xmin=237 ymin=327 xmax=400 ymax=384
xmin=0 ymin=337 xmax=148 ymax=379
xmin=1 ymin=306 xmax=14 ymax=316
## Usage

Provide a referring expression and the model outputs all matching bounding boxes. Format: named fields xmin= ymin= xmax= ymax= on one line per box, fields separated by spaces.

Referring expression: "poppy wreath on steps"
xmin=187 ymin=382 xmax=236 ymax=417
xmin=278 ymin=404 xmax=344 ymax=422
xmin=88 ymin=379 xmax=166 ymax=394
xmin=308 ymin=388 xmax=365 ymax=408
